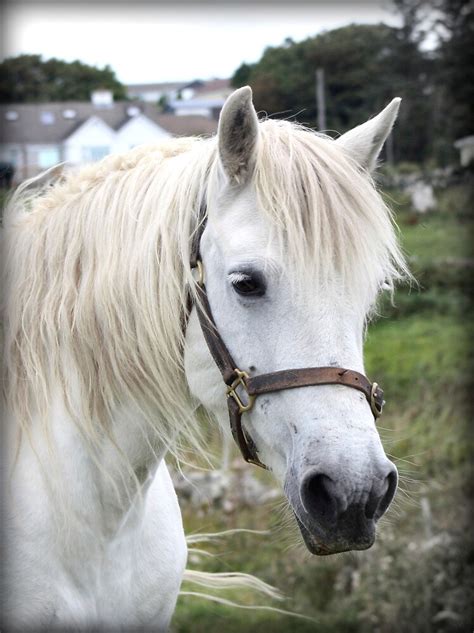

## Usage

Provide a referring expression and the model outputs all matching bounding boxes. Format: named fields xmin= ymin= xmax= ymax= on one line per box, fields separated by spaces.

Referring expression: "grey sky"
xmin=3 ymin=2 xmax=401 ymax=84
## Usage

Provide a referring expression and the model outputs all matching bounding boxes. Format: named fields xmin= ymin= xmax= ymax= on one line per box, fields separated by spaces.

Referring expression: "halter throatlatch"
xmin=189 ymin=210 xmax=385 ymax=470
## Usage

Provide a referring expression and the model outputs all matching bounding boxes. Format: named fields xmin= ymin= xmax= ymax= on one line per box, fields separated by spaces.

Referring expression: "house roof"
xmin=126 ymin=81 xmax=189 ymax=93
xmin=0 ymin=101 xmax=217 ymax=144
xmin=152 ymin=113 xmax=217 ymax=136
xmin=125 ymin=78 xmax=231 ymax=97
xmin=193 ymin=78 xmax=231 ymax=95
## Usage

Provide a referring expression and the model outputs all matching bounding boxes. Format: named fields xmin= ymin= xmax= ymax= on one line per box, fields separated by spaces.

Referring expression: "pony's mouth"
xmin=294 ymin=514 xmax=334 ymax=556
xmin=293 ymin=512 xmax=375 ymax=556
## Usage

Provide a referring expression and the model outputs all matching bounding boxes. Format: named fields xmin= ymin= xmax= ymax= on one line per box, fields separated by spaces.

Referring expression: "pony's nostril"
xmin=377 ymin=469 xmax=398 ymax=517
xmin=301 ymin=472 xmax=338 ymax=523
xmin=366 ymin=467 xmax=398 ymax=520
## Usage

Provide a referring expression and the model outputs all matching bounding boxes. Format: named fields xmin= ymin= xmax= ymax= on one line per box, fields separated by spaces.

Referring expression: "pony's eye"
xmin=230 ymin=273 xmax=265 ymax=297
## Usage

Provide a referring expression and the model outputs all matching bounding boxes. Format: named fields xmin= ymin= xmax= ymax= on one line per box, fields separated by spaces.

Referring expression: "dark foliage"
xmin=0 ymin=54 xmax=127 ymax=103
xmin=231 ymin=0 xmax=473 ymax=165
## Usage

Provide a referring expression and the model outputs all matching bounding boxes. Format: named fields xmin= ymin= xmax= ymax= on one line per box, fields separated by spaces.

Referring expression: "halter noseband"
xmin=189 ymin=210 xmax=384 ymax=470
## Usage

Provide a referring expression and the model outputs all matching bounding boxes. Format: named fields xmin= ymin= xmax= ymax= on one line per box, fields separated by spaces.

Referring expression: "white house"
xmin=169 ymin=78 xmax=233 ymax=119
xmin=62 ymin=116 xmax=119 ymax=165
xmin=0 ymin=91 xmax=218 ymax=182
xmin=126 ymin=81 xmax=190 ymax=104
xmin=126 ymin=78 xmax=233 ymax=120
xmin=169 ymin=98 xmax=228 ymax=119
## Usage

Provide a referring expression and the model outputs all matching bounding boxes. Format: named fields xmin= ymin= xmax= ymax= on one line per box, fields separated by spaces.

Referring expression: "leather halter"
xmin=188 ymin=210 xmax=384 ymax=470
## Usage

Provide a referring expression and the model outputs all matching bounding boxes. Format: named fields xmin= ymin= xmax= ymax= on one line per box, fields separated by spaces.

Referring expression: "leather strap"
xmin=190 ymin=205 xmax=207 ymax=268
xmin=188 ymin=204 xmax=384 ymax=470
xmin=248 ymin=367 xmax=379 ymax=403
xmin=194 ymin=283 xmax=240 ymax=385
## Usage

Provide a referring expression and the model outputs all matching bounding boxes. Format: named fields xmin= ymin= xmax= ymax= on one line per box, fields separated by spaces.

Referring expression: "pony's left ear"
xmin=335 ymin=98 xmax=401 ymax=171
xmin=217 ymin=86 xmax=260 ymax=184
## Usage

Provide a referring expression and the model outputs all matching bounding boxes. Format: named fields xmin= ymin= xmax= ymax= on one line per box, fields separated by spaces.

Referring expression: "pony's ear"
xmin=217 ymin=86 xmax=259 ymax=184
xmin=335 ymin=98 xmax=401 ymax=171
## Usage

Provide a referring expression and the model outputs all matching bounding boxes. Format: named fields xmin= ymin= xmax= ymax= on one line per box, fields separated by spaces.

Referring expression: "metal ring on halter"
xmin=226 ymin=369 xmax=256 ymax=413
xmin=370 ymin=382 xmax=383 ymax=418
xmin=192 ymin=260 xmax=205 ymax=286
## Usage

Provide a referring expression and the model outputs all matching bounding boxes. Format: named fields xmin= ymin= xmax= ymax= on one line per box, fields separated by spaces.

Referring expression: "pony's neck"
xmin=6 ymin=376 xmax=188 ymax=629
xmin=11 ymin=378 xmax=169 ymax=538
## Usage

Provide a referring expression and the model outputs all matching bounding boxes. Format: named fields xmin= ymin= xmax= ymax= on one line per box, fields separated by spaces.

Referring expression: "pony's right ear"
xmin=217 ymin=86 xmax=260 ymax=185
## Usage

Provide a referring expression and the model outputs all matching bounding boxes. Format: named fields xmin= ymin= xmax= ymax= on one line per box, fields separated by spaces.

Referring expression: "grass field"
xmin=172 ymin=179 xmax=473 ymax=633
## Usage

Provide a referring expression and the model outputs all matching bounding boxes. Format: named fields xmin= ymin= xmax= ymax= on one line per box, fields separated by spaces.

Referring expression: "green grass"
xmin=172 ymin=182 xmax=474 ymax=632
xmin=384 ymin=180 xmax=473 ymax=265
xmin=366 ymin=312 xmax=472 ymax=473
xmin=400 ymin=215 xmax=472 ymax=265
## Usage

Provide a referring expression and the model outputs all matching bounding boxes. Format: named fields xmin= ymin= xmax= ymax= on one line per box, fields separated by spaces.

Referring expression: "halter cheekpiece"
xmin=188 ymin=206 xmax=384 ymax=470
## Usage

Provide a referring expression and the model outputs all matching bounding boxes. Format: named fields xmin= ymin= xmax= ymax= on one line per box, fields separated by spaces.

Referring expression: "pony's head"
xmin=185 ymin=87 xmax=408 ymax=555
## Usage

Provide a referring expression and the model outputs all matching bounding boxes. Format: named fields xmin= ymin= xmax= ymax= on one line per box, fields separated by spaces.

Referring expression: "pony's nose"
xmin=300 ymin=462 xmax=398 ymax=530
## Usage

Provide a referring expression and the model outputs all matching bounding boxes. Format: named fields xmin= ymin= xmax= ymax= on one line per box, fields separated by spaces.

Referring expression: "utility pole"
xmin=316 ymin=68 xmax=326 ymax=132
xmin=386 ymin=130 xmax=394 ymax=165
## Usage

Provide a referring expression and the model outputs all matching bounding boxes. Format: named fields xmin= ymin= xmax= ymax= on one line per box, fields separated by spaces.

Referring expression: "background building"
xmin=0 ymin=89 xmax=217 ymax=181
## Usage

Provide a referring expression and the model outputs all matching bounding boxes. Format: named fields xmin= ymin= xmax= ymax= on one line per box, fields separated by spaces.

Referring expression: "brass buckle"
xmin=227 ymin=368 xmax=256 ymax=413
xmin=370 ymin=382 xmax=383 ymax=419
xmin=192 ymin=260 xmax=205 ymax=286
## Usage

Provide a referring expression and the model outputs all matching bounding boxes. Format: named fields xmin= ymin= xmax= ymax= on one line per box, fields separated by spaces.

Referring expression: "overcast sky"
xmin=3 ymin=2 xmax=401 ymax=84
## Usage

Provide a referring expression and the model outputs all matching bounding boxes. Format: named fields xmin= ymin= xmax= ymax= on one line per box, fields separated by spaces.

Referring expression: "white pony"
xmin=1 ymin=87 xmax=408 ymax=630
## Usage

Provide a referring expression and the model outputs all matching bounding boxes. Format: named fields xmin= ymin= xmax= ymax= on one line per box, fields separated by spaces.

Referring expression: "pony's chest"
xmin=91 ymin=470 xmax=188 ymax=626
xmin=6 ymin=460 xmax=187 ymax=630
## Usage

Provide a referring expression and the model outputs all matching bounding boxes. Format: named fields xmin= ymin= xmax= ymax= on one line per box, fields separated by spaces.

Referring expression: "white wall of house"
xmin=0 ymin=143 xmax=24 ymax=169
xmin=129 ymin=89 xmax=163 ymax=103
xmin=127 ymin=88 xmax=182 ymax=103
xmin=173 ymin=105 xmax=213 ymax=118
xmin=1 ymin=142 xmax=61 ymax=180
xmin=63 ymin=116 xmax=116 ymax=164
xmin=170 ymin=98 xmax=225 ymax=118
xmin=180 ymin=88 xmax=195 ymax=100
xmin=114 ymin=114 xmax=171 ymax=152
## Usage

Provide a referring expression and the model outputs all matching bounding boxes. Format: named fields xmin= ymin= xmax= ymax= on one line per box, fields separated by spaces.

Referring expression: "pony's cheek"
xmin=244 ymin=400 xmax=294 ymax=482
xmin=184 ymin=309 xmax=227 ymax=418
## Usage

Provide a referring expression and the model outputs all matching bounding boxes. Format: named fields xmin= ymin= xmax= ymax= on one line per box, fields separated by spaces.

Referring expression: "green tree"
xmin=391 ymin=0 xmax=473 ymax=162
xmin=435 ymin=0 xmax=474 ymax=140
xmin=231 ymin=23 xmax=433 ymax=162
xmin=0 ymin=55 xmax=127 ymax=103
xmin=231 ymin=62 xmax=254 ymax=90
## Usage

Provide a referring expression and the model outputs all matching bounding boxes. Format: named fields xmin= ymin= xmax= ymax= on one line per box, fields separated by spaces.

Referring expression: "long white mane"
xmin=2 ymin=120 xmax=408 ymax=455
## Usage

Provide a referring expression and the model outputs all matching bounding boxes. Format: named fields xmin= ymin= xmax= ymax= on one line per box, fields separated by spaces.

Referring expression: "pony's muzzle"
xmin=289 ymin=462 xmax=398 ymax=555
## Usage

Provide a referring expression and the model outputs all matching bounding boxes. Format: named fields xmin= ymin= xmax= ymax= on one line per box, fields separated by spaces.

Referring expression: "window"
xmin=5 ymin=111 xmax=19 ymax=121
xmin=62 ymin=109 xmax=77 ymax=119
xmin=82 ymin=146 xmax=110 ymax=162
xmin=37 ymin=148 xmax=60 ymax=168
xmin=40 ymin=111 xmax=55 ymax=125
xmin=8 ymin=148 xmax=20 ymax=165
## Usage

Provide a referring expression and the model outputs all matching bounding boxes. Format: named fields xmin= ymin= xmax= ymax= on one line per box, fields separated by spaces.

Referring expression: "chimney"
xmin=91 ymin=89 xmax=114 ymax=108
